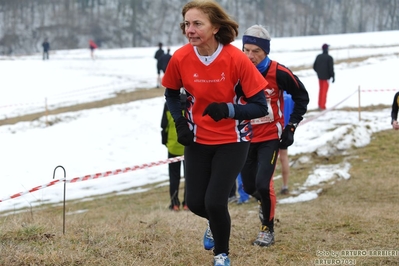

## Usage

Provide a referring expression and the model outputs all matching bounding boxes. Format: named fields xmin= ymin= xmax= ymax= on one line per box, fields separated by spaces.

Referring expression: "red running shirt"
xmin=162 ymin=43 xmax=268 ymax=145
xmin=251 ymin=61 xmax=301 ymax=143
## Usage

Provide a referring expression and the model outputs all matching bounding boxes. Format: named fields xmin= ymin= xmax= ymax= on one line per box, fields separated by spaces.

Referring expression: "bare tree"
xmin=0 ymin=0 xmax=396 ymax=55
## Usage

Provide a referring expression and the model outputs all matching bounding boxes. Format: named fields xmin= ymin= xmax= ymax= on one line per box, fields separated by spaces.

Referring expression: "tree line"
xmin=0 ymin=0 xmax=398 ymax=55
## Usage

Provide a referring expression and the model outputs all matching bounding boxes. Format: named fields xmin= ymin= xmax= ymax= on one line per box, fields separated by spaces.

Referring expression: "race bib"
xmin=251 ymin=98 xmax=274 ymax=124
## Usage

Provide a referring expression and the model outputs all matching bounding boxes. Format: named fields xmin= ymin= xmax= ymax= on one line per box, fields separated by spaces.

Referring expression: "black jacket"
xmin=391 ymin=92 xmax=399 ymax=124
xmin=158 ymin=53 xmax=172 ymax=73
xmin=154 ymin=48 xmax=164 ymax=61
xmin=264 ymin=61 xmax=309 ymax=125
xmin=42 ymin=41 xmax=50 ymax=52
xmin=313 ymin=51 xmax=334 ymax=80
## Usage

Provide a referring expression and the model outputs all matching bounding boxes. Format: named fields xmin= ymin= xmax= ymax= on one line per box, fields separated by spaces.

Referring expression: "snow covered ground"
xmin=0 ymin=30 xmax=398 ymax=213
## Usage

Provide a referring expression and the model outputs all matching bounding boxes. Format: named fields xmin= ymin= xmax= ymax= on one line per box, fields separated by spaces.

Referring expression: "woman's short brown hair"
xmin=179 ymin=0 xmax=239 ymax=45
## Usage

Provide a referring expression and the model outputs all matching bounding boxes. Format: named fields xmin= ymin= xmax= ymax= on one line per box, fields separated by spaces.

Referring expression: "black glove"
xmin=332 ymin=77 xmax=335 ymax=83
xmin=202 ymin=102 xmax=229 ymax=122
xmin=161 ymin=129 xmax=167 ymax=145
xmin=279 ymin=124 xmax=295 ymax=148
xmin=175 ymin=117 xmax=194 ymax=146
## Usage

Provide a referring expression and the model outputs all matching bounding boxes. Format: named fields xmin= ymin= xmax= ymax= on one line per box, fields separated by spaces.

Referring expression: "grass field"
xmin=0 ymin=90 xmax=398 ymax=265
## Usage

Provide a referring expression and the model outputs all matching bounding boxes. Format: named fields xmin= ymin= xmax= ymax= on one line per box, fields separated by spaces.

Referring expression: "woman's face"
xmin=184 ymin=8 xmax=218 ymax=48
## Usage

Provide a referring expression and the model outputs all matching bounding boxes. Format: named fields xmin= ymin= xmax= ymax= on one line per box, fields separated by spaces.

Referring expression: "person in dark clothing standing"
xmin=42 ymin=38 xmax=50 ymax=60
xmin=313 ymin=44 xmax=335 ymax=110
xmin=391 ymin=91 xmax=399 ymax=130
xmin=159 ymin=47 xmax=172 ymax=74
xmin=161 ymin=91 xmax=188 ymax=211
xmin=154 ymin=42 xmax=165 ymax=88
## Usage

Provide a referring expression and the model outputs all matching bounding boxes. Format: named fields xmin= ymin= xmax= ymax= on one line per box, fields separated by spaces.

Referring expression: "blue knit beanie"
xmin=242 ymin=35 xmax=270 ymax=54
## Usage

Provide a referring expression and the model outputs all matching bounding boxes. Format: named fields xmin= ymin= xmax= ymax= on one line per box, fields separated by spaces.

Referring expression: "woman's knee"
xmin=186 ymin=199 xmax=206 ymax=216
xmin=204 ymin=199 xmax=226 ymax=214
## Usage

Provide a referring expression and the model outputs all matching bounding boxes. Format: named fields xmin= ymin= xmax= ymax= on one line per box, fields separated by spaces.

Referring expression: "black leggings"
xmin=241 ymin=140 xmax=279 ymax=231
xmin=185 ymin=141 xmax=250 ymax=256
xmin=168 ymin=152 xmax=185 ymax=206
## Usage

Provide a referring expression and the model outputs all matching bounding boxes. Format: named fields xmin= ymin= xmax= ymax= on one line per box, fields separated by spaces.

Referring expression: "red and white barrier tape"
xmin=0 ymin=82 xmax=128 ymax=109
xmin=0 ymin=101 xmax=44 ymax=109
xmin=360 ymin=88 xmax=397 ymax=93
xmin=0 ymin=156 xmax=184 ymax=203
xmin=300 ymin=88 xmax=359 ymax=126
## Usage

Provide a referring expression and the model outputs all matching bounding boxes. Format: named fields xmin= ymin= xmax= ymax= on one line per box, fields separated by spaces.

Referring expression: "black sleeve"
xmin=276 ymin=64 xmax=309 ymax=124
xmin=313 ymin=55 xmax=318 ymax=72
xmin=161 ymin=103 xmax=168 ymax=130
xmin=232 ymin=90 xmax=268 ymax=120
xmin=391 ymin=92 xmax=399 ymax=124
xmin=160 ymin=103 xmax=168 ymax=145
xmin=165 ymin=88 xmax=183 ymax=122
xmin=329 ymin=56 xmax=335 ymax=79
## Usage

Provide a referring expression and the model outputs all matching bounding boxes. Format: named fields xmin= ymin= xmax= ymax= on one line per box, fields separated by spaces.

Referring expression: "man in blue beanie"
xmin=240 ymin=24 xmax=309 ymax=247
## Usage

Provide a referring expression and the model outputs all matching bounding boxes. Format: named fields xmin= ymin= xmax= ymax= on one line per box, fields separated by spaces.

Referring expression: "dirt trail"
xmin=0 ymin=88 xmax=164 ymax=126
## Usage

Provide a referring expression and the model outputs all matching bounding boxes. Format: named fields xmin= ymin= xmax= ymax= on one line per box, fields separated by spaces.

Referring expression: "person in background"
xmin=279 ymin=91 xmax=295 ymax=195
xmin=236 ymin=173 xmax=250 ymax=204
xmin=227 ymin=182 xmax=237 ymax=203
xmin=161 ymin=91 xmax=188 ymax=211
xmin=313 ymin=43 xmax=335 ymax=110
xmin=42 ymin=38 xmax=50 ymax=60
xmin=162 ymin=1 xmax=268 ymax=265
xmin=240 ymin=24 xmax=309 ymax=247
xmin=391 ymin=91 xmax=399 ymax=130
xmin=89 ymin=39 xmax=98 ymax=59
xmin=154 ymin=42 xmax=165 ymax=88
xmin=228 ymin=174 xmax=250 ymax=204
xmin=159 ymin=47 xmax=172 ymax=74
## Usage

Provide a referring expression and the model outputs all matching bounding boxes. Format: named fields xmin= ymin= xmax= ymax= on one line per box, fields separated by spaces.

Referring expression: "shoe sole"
xmin=253 ymin=240 xmax=275 ymax=247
